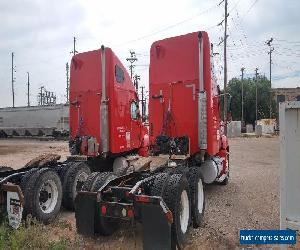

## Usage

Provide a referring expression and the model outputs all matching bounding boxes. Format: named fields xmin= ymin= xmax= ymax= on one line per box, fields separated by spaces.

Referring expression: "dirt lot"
xmin=0 ymin=137 xmax=298 ymax=249
xmin=0 ymin=139 xmax=69 ymax=169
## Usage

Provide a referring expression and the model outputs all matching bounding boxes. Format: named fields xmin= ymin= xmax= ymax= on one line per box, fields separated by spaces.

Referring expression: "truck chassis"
xmin=75 ymin=154 xmax=206 ymax=250
xmin=0 ymin=154 xmax=91 ymax=228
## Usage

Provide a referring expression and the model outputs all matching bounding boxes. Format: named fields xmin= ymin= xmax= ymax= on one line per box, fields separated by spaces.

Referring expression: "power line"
xmin=276 ymin=39 xmax=300 ymax=44
xmin=11 ymin=52 xmax=16 ymax=108
xmin=266 ymin=38 xmax=274 ymax=118
xmin=226 ymin=0 xmax=260 ymax=60
xmin=242 ymin=0 xmax=259 ymax=20
xmin=70 ymin=37 xmax=78 ymax=56
xmin=27 ymin=72 xmax=30 ymax=107
xmin=114 ymin=2 xmax=219 ymax=47
xmin=241 ymin=67 xmax=245 ymax=124
xmin=255 ymin=68 xmax=259 ymax=124
xmin=222 ymin=0 xmax=229 ymax=134
xmin=17 ymin=53 xmax=67 ymax=69
xmin=140 ymin=85 xmax=146 ymax=122
xmin=66 ymin=63 xmax=70 ymax=103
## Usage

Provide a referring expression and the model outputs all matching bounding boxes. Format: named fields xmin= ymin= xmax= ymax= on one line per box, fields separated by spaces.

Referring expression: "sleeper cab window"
xmin=115 ymin=64 xmax=125 ymax=84
xmin=131 ymin=102 xmax=138 ymax=120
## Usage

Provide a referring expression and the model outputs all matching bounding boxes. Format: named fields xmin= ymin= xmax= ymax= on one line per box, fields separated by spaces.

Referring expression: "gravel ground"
xmin=0 ymin=139 xmax=69 ymax=169
xmin=0 ymin=137 xmax=298 ymax=249
xmin=187 ymin=137 xmax=280 ymax=249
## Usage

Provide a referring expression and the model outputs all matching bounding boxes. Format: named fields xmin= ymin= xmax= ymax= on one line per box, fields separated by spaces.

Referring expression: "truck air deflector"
xmin=100 ymin=45 xmax=109 ymax=155
xmin=198 ymin=32 xmax=207 ymax=150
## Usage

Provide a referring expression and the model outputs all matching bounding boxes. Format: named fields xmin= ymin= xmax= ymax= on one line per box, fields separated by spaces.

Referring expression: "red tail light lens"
xmin=101 ymin=205 xmax=107 ymax=215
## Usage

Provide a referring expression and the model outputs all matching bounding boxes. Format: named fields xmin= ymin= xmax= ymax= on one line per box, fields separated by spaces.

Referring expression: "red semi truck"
xmin=0 ymin=47 xmax=149 ymax=227
xmin=74 ymin=31 xmax=230 ymax=249
xmin=0 ymin=30 xmax=230 ymax=249
xmin=69 ymin=46 xmax=149 ymax=158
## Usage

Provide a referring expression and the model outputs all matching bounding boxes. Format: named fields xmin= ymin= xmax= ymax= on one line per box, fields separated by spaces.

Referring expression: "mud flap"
xmin=1 ymin=183 xmax=24 ymax=229
xmin=141 ymin=204 xmax=171 ymax=250
xmin=75 ymin=192 xmax=97 ymax=236
xmin=7 ymin=191 xmax=23 ymax=229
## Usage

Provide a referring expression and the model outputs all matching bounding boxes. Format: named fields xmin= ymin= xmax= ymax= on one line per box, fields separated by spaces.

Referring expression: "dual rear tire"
xmin=20 ymin=161 xmax=91 ymax=223
xmin=187 ymin=167 xmax=205 ymax=228
xmin=21 ymin=168 xmax=62 ymax=223
xmin=82 ymin=172 xmax=120 ymax=236
xmin=150 ymin=169 xmax=205 ymax=249
xmin=61 ymin=162 xmax=91 ymax=210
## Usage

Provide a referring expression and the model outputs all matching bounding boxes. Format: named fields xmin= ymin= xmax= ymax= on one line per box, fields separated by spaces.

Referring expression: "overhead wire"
xmin=113 ymin=1 xmax=221 ymax=47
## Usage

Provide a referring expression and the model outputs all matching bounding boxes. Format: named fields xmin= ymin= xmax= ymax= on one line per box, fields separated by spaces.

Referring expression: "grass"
xmin=0 ymin=217 xmax=79 ymax=250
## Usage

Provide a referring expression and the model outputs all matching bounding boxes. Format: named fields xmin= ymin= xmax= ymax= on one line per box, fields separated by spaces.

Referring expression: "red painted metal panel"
xmin=108 ymin=52 xmax=142 ymax=154
xmin=149 ymin=31 xmax=223 ymax=156
xmin=70 ymin=48 xmax=143 ymax=156
xmin=70 ymin=49 xmax=102 ymax=143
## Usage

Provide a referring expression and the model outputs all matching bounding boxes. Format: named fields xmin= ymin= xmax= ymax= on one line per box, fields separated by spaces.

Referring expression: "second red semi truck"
xmin=0 ymin=30 xmax=230 ymax=250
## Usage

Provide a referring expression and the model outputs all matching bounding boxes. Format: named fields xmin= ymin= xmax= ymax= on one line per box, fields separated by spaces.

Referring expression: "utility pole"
xmin=11 ymin=52 xmax=15 ymax=108
xmin=141 ymin=86 xmax=145 ymax=121
xmin=70 ymin=37 xmax=78 ymax=56
xmin=266 ymin=38 xmax=274 ymax=118
xmin=241 ymin=67 xmax=245 ymax=124
xmin=144 ymin=96 xmax=148 ymax=121
xmin=126 ymin=51 xmax=137 ymax=79
xmin=27 ymin=72 xmax=30 ymax=107
xmin=221 ymin=0 xmax=229 ymax=134
xmin=66 ymin=63 xmax=70 ymax=103
xmin=255 ymin=68 xmax=259 ymax=125
xmin=133 ymin=74 xmax=140 ymax=91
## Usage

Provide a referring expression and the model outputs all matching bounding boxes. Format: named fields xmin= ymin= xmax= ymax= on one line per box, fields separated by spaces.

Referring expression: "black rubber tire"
xmin=0 ymin=166 xmax=13 ymax=172
xmin=92 ymin=172 xmax=117 ymax=192
xmin=187 ymin=167 xmax=205 ymax=228
xmin=58 ymin=162 xmax=74 ymax=181
xmin=92 ymin=172 xmax=120 ymax=236
xmin=20 ymin=168 xmax=62 ymax=224
xmin=20 ymin=168 xmax=39 ymax=189
xmin=150 ymin=173 xmax=191 ymax=249
xmin=62 ymin=162 xmax=91 ymax=210
xmin=150 ymin=173 xmax=169 ymax=196
xmin=81 ymin=172 xmax=102 ymax=191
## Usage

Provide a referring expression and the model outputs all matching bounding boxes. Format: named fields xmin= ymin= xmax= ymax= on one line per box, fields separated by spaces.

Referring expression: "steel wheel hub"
xmin=39 ymin=179 xmax=58 ymax=214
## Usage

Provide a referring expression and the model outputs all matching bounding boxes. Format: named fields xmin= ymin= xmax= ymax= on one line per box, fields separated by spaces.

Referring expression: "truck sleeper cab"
xmin=149 ymin=31 xmax=229 ymax=184
xmin=69 ymin=46 xmax=147 ymax=158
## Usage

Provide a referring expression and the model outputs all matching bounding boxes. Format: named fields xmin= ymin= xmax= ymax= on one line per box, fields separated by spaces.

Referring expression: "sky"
xmin=0 ymin=0 xmax=299 ymax=108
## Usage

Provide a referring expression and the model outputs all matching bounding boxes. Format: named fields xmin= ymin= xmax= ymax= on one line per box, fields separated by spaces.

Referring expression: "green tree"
xmin=226 ymin=75 xmax=276 ymax=125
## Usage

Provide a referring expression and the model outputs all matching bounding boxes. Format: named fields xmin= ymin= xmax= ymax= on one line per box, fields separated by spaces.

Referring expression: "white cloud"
xmin=0 ymin=0 xmax=299 ymax=107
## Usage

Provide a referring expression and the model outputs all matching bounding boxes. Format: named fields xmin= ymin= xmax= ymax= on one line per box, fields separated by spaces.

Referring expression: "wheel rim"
xmin=39 ymin=180 xmax=58 ymax=214
xmin=197 ymin=178 xmax=204 ymax=213
xmin=76 ymin=171 xmax=89 ymax=191
xmin=179 ymin=190 xmax=190 ymax=234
